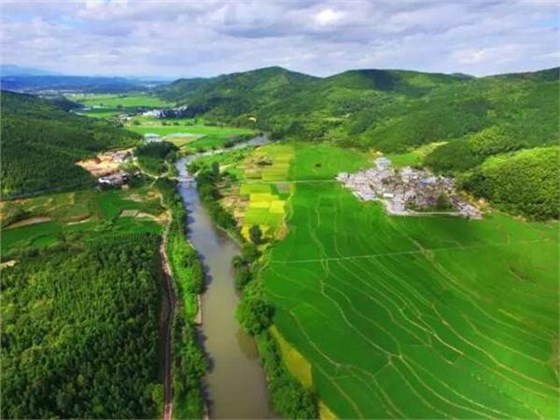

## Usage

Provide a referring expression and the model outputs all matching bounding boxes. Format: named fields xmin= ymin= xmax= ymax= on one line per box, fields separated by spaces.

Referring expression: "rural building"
xmin=98 ymin=171 xmax=131 ymax=187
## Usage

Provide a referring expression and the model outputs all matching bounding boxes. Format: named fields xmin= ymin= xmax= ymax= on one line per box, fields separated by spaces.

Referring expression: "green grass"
xmin=288 ymin=143 xmax=369 ymax=180
xmin=259 ymin=144 xmax=559 ymax=419
xmin=127 ymin=121 xmax=253 ymax=137
xmin=78 ymin=109 xmax=123 ymax=119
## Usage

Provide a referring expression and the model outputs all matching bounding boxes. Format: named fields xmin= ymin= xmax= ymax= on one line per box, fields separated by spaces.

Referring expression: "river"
xmin=175 ymin=136 xmax=275 ymax=419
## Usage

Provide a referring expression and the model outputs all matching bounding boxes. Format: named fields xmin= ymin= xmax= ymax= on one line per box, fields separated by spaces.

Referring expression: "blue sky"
xmin=1 ymin=0 xmax=558 ymax=78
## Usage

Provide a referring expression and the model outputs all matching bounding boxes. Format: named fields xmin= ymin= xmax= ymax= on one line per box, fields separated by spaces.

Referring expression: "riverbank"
xmin=155 ymin=178 xmax=207 ymax=419
xmin=175 ymin=153 xmax=275 ymax=419
xmin=187 ymin=148 xmax=318 ymax=419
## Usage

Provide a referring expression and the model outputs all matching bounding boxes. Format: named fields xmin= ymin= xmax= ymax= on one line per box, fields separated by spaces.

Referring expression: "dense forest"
xmin=158 ymin=66 xmax=559 ymax=219
xmin=1 ymin=91 xmax=140 ymax=197
xmin=1 ymin=234 xmax=163 ymax=419
xmin=156 ymin=67 xmax=557 ymax=152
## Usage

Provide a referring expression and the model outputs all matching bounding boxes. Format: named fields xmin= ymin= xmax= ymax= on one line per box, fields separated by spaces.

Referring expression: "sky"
xmin=1 ymin=0 xmax=559 ymax=79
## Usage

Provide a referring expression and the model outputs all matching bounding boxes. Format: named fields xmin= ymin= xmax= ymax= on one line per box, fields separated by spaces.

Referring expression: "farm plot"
xmin=229 ymin=144 xmax=294 ymax=239
xmin=69 ymin=93 xmax=172 ymax=108
xmin=68 ymin=93 xmax=174 ymax=119
xmin=261 ymin=145 xmax=560 ymax=418
xmin=128 ymin=120 xmax=256 ymax=151
xmin=385 ymin=142 xmax=447 ymax=169
xmin=1 ymin=187 xmax=164 ymax=256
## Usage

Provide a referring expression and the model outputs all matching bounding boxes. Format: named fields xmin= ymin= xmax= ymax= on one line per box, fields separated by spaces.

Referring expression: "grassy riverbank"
xmin=191 ymin=156 xmax=319 ymax=418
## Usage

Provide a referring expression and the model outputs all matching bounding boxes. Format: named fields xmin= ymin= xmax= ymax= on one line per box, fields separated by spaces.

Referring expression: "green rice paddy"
xmin=243 ymin=143 xmax=560 ymax=418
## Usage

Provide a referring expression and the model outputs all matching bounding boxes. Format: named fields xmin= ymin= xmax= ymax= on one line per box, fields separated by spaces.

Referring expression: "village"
xmin=337 ymin=157 xmax=482 ymax=219
xmin=77 ymin=149 xmax=140 ymax=187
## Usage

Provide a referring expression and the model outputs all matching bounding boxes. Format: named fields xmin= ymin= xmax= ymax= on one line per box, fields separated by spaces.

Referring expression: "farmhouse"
xmin=99 ymin=170 xmax=131 ymax=187
xmin=142 ymin=109 xmax=164 ymax=118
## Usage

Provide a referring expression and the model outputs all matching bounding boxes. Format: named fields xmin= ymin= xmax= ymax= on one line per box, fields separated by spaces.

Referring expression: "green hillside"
xmin=462 ymin=146 xmax=560 ymax=219
xmin=1 ymin=91 xmax=140 ymax=197
xmin=156 ymin=67 xmax=557 ymax=153
xmin=1 ymin=234 xmax=163 ymax=419
xmin=156 ymin=66 xmax=319 ymax=118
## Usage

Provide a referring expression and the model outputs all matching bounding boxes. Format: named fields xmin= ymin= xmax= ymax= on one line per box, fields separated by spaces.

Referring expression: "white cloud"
xmin=1 ymin=0 xmax=558 ymax=78
xmin=313 ymin=8 xmax=345 ymax=26
xmin=457 ymin=49 xmax=487 ymax=65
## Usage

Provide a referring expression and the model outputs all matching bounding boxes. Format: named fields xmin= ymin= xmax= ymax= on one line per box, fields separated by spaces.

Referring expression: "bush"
xmin=237 ymin=295 xmax=274 ymax=336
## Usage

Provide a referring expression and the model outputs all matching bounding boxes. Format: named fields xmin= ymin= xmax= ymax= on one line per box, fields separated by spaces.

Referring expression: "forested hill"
xmin=156 ymin=66 xmax=470 ymax=120
xmin=156 ymin=66 xmax=319 ymax=118
xmin=1 ymin=91 xmax=140 ymax=197
xmin=156 ymin=66 xmax=557 ymax=150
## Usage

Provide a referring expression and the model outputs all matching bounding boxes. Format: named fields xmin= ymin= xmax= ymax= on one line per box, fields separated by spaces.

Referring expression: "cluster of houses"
xmin=337 ymin=157 xmax=481 ymax=219
xmin=99 ymin=170 xmax=132 ymax=187
xmin=97 ymin=151 xmax=139 ymax=187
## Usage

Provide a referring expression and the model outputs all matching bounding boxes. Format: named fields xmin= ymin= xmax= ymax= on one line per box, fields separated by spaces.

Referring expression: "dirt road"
xmin=159 ymin=222 xmax=176 ymax=420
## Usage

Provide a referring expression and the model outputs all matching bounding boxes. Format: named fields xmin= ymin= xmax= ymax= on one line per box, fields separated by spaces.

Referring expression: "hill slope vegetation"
xmin=1 ymin=91 xmax=140 ymax=197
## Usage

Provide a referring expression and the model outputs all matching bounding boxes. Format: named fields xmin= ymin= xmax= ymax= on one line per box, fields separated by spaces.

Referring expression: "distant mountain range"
xmin=0 ymin=64 xmax=168 ymax=93
xmin=0 ymin=64 xmax=60 ymax=77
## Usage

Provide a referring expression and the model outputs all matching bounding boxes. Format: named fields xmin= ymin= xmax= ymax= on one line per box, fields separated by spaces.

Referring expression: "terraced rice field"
xmin=254 ymin=144 xmax=559 ymax=418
